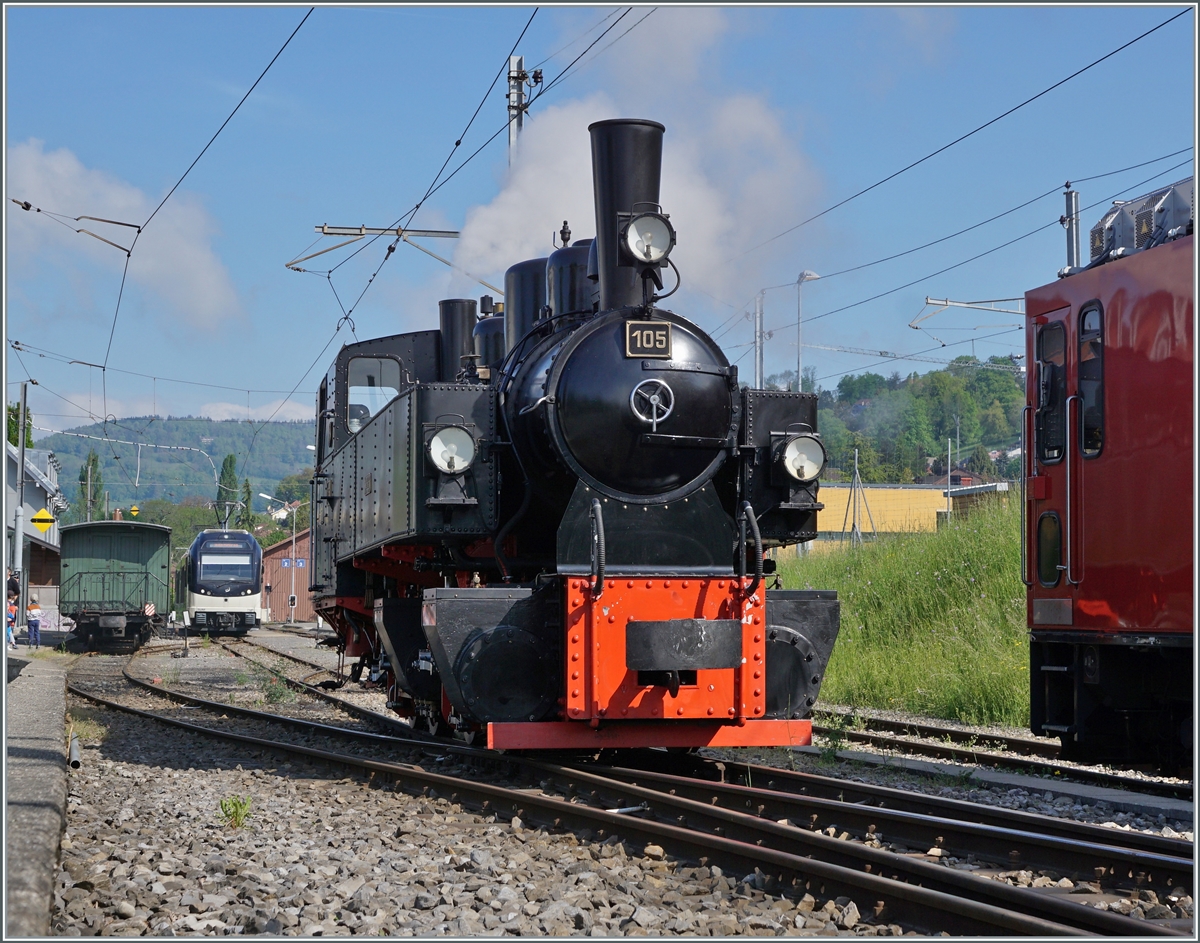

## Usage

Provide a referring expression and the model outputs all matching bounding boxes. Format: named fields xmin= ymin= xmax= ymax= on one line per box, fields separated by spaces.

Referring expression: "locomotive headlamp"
xmin=781 ymin=434 xmax=826 ymax=483
xmin=428 ymin=426 xmax=475 ymax=474
xmin=622 ymin=212 xmax=675 ymax=264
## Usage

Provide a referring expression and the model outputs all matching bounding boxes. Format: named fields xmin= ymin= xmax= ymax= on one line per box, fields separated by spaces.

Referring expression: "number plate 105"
xmin=625 ymin=321 xmax=672 ymax=359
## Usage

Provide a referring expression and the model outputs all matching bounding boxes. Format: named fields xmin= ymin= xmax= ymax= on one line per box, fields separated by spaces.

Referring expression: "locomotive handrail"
xmin=1020 ymin=405 xmax=1033 ymax=587
xmin=589 ymin=498 xmax=606 ymax=597
xmin=739 ymin=502 xmax=763 ymax=597
xmin=1062 ymin=395 xmax=1082 ymax=586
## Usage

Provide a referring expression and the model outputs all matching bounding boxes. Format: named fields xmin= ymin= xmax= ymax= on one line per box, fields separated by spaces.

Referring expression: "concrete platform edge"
xmin=6 ymin=656 xmax=69 ymax=937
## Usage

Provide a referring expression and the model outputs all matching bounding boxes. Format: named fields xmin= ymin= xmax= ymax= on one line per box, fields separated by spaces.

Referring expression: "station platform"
xmin=5 ymin=652 xmax=69 ymax=937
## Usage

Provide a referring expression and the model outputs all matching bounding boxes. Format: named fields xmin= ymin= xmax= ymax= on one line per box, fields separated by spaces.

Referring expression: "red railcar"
xmin=1023 ymin=180 xmax=1193 ymax=767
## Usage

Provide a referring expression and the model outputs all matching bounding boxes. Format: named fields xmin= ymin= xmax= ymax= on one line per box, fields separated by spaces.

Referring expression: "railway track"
xmin=67 ymin=644 xmax=1191 ymax=936
xmin=810 ymin=718 xmax=1194 ymax=802
xmin=228 ymin=632 xmax=1195 ymax=805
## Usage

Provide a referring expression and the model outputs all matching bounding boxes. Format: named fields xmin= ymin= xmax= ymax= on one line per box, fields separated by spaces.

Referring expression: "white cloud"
xmin=199 ymin=398 xmax=312 ymax=422
xmin=449 ymin=7 xmax=822 ymax=315
xmin=6 ymin=139 xmax=241 ymax=331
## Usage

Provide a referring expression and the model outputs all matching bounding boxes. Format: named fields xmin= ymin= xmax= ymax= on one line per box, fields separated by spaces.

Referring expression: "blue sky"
xmin=5 ymin=5 xmax=1195 ymax=437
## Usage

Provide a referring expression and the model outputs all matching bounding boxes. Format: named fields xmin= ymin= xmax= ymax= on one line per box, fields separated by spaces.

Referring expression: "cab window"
xmin=1078 ymin=304 xmax=1103 ymax=456
xmin=1036 ymin=323 xmax=1066 ymax=463
xmin=347 ymin=357 xmax=401 ymax=433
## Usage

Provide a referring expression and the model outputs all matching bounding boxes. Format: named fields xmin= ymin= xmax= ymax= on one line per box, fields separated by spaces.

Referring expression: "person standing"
xmin=26 ymin=594 xmax=42 ymax=650
xmin=6 ymin=593 xmax=17 ymax=650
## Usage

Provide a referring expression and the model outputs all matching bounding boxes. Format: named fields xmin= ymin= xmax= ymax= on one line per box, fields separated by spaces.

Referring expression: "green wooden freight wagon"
xmin=60 ymin=521 xmax=171 ymax=649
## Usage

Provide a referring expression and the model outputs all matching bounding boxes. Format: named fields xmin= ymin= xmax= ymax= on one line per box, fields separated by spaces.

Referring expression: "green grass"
xmin=778 ymin=495 xmax=1029 ymax=727
xmin=218 ymin=795 xmax=252 ymax=829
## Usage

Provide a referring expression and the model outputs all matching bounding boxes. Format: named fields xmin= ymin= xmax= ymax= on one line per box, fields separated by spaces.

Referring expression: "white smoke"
xmin=6 ymin=139 xmax=242 ymax=332
xmin=448 ymin=7 xmax=823 ymax=320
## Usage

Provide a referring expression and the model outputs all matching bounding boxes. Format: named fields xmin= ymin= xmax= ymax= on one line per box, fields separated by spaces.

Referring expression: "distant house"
xmin=917 ymin=471 xmax=979 ymax=488
xmin=266 ymin=500 xmax=303 ymax=523
xmin=6 ymin=443 xmax=68 ymax=606
xmin=261 ymin=528 xmax=314 ymax=623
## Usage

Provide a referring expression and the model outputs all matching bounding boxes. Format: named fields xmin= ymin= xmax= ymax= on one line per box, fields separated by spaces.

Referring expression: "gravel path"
xmin=56 ymin=693 xmax=908 ymax=936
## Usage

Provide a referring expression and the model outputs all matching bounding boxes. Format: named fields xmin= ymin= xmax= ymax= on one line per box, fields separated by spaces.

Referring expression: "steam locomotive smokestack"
xmin=589 ymin=119 xmax=665 ymax=311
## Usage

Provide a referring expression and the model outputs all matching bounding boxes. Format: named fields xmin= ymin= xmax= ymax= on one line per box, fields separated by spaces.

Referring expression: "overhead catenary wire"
xmin=8 ymin=340 xmax=299 ymax=395
xmin=766 ymin=158 xmax=1193 ymax=334
xmin=100 ymin=7 xmax=314 ymax=374
xmin=732 ymin=7 xmax=1192 ymax=261
xmin=307 ymin=8 xmax=538 ymax=281
xmin=9 ymin=9 xmax=313 ymax=493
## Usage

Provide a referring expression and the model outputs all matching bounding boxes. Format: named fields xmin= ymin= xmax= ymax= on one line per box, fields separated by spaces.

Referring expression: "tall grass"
xmin=778 ymin=496 xmax=1029 ymax=727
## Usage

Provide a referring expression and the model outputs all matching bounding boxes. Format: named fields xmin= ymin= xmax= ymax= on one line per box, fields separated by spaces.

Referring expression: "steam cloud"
xmin=448 ymin=8 xmax=824 ymax=328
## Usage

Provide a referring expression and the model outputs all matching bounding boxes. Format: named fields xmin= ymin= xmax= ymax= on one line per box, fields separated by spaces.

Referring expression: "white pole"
xmin=947 ymin=438 xmax=952 ymax=516
xmin=796 ymin=271 xmax=819 ymax=393
xmin=796 ymin=280 xmax=803 ymax=392
xmin=507 ymin=55 xmax=525 ymax=164
xmin=754 ymin=292 xmax=764 ymax=389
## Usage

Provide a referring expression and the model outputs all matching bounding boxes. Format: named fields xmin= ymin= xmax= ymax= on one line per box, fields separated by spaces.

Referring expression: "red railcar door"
xmin=1025 ymin=307 xmax=1073 ymax=625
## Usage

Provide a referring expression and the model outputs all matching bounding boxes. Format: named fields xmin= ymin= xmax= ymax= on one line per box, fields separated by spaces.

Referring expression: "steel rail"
xmin=118 ymin=664 xmax=1189 ymax=869
xmin=64 ymin=683 xmax=1112 ymax=937
xmin=515 ymin=758 xmax=1186 ymax=937
xmin=617 ymin=751 xmax=1193 ymax=860
xmin=809 ymin=725 xmax=1193 ymax=801
xmin=812 ymin=710 xmax=1061 ymax=758
xmin=585 ymin=763 xmax=1192 ymax=891
xmin=212 ymin=639 xmax=419 ymax=736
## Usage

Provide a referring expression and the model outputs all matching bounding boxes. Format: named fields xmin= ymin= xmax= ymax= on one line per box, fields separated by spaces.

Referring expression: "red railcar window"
xmin=1036 ymin=323 xmax=1066 ymax=463
xmin=1037 ymin=512 xmax=1062 ymax=586
xmin=1078 ymin=304 xmax=1103 ymax=456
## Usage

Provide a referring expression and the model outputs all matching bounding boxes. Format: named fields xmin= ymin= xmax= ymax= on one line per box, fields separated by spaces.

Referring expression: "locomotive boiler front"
xmin=508 ymin=310 xmax=737 ymax=502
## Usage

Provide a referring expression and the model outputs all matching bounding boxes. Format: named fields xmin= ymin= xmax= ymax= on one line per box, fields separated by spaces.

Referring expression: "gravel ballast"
xmin=56 ymin=697 xmax=907 ymax=937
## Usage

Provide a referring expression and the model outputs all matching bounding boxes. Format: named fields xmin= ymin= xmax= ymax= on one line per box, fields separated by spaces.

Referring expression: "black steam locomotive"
xmin=311 ymin=119 xmax=839 ymax=749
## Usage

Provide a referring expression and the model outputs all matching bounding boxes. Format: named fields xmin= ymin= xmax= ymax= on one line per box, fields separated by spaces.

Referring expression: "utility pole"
xmin=947 ymin=438 xmax=953 ymax=517
xmin=796 ymin=271 xmax=820 ymax=392
xmin=754 ymin=292 xmax=765 ymax=389
xmin=105 ymin=491 xmax=110 ymax=520
xmin=1062 ymin=187 xmax=1081 ymax=273
xmin=11 ymin=382 xmax=28 ymax=625
xmin=508 ymin=55 xmax=526 ymax=164
xmin=86 ymin=461 xmax=93 ymax=522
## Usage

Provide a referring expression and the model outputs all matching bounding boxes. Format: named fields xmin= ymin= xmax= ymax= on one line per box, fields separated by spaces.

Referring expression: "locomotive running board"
xmin=487 ymin=719 xmax=812 ymax=750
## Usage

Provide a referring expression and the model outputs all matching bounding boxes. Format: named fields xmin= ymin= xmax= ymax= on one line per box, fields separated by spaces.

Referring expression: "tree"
xmin=966 ymin=443 xmax=997 ymax=478
xmin=236 ymin=478 xmax=255 ymax=530
xmin=216 ymin=454 xmax=239 ymax=523
xmin=7 ymin=403 xmax=33 ymax=448
xmin=979 ymin=399 xmax=1010 ymax=442
xmin=274 ymin=467 xmax=313 ymax=504
xmin=78 ymin=450 xmax=103 ymax=522
xmin=836 ymin=372 xmax=888 ymax=404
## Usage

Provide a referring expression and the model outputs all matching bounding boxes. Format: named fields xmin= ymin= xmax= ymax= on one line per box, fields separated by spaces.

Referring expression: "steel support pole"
xmin=507 ymin=55 xmax=525 ymax=164
xmin=796 ymin=283 xmax=803 ymax=393
xmin=289 ymin=508 xmax=296 ymax=624
xmin=12 ymin=382 xmax=28 ymax=626
xmin=754 ymin=292 xmax=764 ymax=389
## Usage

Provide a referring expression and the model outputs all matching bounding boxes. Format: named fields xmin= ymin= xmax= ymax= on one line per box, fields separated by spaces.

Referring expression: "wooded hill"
xmin=35 ymin=417 xmax=314 ymax=512
xmin=766 ymin=355 xmax=1024 ymax=482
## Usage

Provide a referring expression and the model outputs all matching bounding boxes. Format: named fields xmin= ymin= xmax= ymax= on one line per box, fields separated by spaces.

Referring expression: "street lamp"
xmin=259 ymin=493 xmax=310 ymax=625
xmin=796 ymin=271 xmax=820 ymax=393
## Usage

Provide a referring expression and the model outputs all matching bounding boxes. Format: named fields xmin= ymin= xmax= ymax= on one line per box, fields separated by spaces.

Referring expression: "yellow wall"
xmin=816 ymin=485 xmax=946 ymax=535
